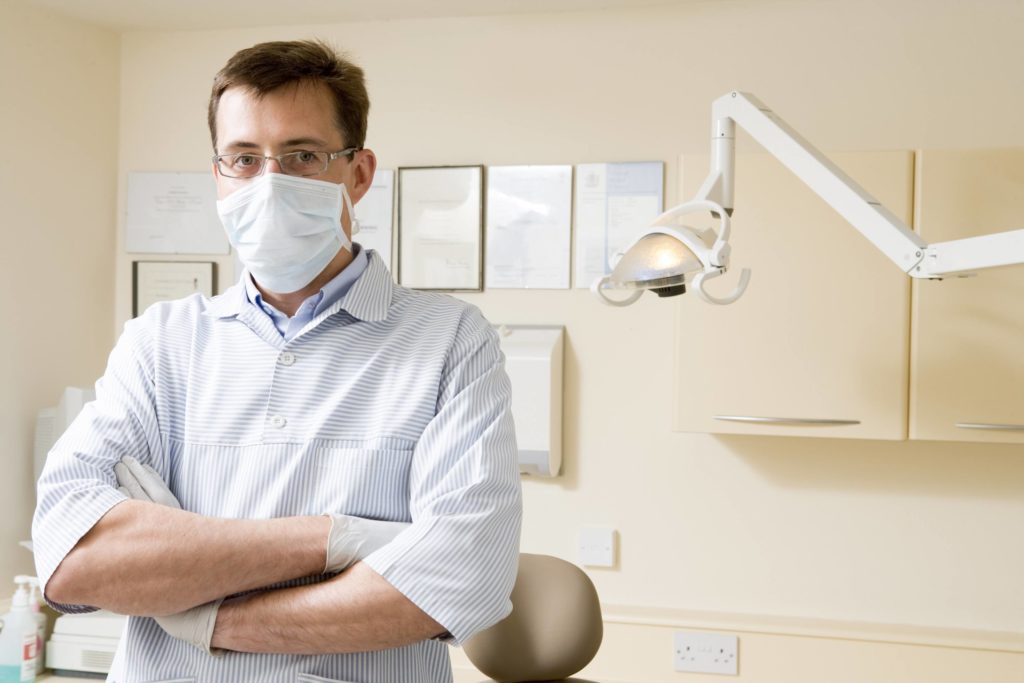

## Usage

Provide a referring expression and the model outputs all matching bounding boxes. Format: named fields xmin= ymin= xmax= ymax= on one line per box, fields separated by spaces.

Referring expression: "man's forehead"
xmin=216 ymin=81 xmax=343 ymax=148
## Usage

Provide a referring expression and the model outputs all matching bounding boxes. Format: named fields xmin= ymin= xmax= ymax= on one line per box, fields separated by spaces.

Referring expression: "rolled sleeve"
xmin=363 ymin=308 xmax=523 ymax=646
xmin=31 ymin=317 xmax=161 ymax=612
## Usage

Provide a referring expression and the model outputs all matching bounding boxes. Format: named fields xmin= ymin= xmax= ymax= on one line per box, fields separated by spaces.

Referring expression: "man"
xmin=33 ymin=39 xmax=522 ymax=682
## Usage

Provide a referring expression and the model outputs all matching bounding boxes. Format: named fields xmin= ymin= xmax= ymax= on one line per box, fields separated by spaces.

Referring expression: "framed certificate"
xmin=133 ymin=260 xmax=216 ymax=317
xmin=486 ymin=165 xmax=572 ymax=289
xmin=397 ymin=165 xmax=484 ymax=291
xmin=126 ymin=172 xmax=229 ymax=254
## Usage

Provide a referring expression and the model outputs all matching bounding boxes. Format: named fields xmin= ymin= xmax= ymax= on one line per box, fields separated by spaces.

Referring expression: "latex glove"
xmin=325 ymin=514 xmax=410 ymax=573
xmin=114 ymin=456 xmax=181 ymax=508
xmin=114 ymin=456 xmax=225 ymax=656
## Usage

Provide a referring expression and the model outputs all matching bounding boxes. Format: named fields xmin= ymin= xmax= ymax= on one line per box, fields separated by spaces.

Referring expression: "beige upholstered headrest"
xmin=463 ymin=553 xmax=603 ymax=682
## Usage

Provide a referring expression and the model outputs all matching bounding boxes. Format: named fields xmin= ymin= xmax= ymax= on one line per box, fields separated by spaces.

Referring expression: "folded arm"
xmin=46 ymin=500 xmax=329 ymax=616
xmin=212 ymin=561 xmax=445 ymax=654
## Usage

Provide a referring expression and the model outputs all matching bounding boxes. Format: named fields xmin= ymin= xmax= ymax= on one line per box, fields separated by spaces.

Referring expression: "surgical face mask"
xmin=216 ymin=172 xmax=359 ymax=294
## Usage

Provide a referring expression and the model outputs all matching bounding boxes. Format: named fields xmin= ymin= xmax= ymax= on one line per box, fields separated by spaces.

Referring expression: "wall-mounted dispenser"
xmin=495 ymin=325 xmax=564 ymax=477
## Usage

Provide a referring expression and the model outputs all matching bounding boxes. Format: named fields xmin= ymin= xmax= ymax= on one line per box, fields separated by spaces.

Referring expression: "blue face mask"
xmin=216 ymin=173 xmax=358 ymax=293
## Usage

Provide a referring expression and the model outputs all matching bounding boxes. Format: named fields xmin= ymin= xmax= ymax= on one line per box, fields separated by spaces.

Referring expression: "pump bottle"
xmin=0 ymin=578 xmax=37 ymax=682
xmin=12 ymin=579 xmax=44 ymax=676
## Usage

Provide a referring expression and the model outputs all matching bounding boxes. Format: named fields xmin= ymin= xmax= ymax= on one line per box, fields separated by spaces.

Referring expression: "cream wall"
xmin=0 ymin=3 xmax=120 ymax=583
xmin=108 ymin=0 xmax=1022 ymax=680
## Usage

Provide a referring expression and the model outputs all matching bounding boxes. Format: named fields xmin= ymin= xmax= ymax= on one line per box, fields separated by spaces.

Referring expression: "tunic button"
xmin=279 ymin=352 xmax=296 ymax=366
xmin=269 ymin=414 xmax=287 ymax=429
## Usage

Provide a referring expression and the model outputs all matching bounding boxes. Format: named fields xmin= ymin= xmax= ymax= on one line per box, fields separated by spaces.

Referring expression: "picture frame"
xmin=397 ymin=165 xmax=484 ymax=291
xmin=133 ymin=260 xmax=216 ymax=317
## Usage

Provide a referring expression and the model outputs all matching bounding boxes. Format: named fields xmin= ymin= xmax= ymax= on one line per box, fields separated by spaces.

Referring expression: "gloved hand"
xmin=324 ymin=514 xmax=409 ymax=574
xmin=114 ymin=456 xmax=225 ymax=656
xmin=114 ymin=456 xmax=181 ymax=508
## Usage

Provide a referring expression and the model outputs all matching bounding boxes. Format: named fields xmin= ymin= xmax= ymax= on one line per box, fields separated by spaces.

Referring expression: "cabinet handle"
xmin=713 ymin=415 xmax=861 ymax=426
xmin=955 ymin=422 xmax=1024 ymax=431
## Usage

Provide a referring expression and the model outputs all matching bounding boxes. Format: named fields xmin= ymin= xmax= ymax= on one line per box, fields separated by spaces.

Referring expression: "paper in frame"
xmin=486 ymin=165 xmax=572 ymax=289
xmin=133 ymin=260 xmax=216 ymax=317
xmin=126 ymin=172 xmax=229 ymax=254
xmin=397 ymin=165 xmax=484 ymax=291
xmin=573 ymin=161 xmax=664 ymax=288
xmin=355 ymin=169 xmax=395 ymax=270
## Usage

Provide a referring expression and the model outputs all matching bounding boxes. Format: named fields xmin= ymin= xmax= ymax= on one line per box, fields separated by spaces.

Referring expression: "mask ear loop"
xmin=341 ymin=183 xmax=360 ymax=237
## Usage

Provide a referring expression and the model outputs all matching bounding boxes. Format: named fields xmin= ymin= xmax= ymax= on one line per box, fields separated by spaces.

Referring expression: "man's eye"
xmin=234 ymin=155 xmax=259 ymax=167
xmin=295 ymin=151 xmax=319 ymax=164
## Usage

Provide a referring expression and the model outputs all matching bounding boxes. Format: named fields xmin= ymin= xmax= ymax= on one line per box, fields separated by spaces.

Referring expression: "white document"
xmin=398 ymin=166 xmax=483 ymax=290
xmin=573 ymin=161 xmax=664 ymax=288
xmin=134 ymin=261 xmax=214 ymax=316
xmin=126 ymin=172 xmax=229 ymax=254
xmin=486 ymin=165 xmax=572 ymax=289
xmin=355 ymin=169 xmax=394 ymax=270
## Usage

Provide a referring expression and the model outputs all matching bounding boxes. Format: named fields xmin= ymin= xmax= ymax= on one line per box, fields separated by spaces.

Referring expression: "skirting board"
xmin=450 ymin=605 xmax=1023 ymax=683
xmin=600 ymin=604 xmax=1023 ymax=654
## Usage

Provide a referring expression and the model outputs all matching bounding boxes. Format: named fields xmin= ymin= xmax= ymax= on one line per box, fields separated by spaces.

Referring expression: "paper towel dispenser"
xmin=495 ymin=325 xmax=564 ymax=477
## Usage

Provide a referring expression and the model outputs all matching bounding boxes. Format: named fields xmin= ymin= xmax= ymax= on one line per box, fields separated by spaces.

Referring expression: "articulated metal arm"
xmin=690 ymin=91 xmax=1024 ymax=279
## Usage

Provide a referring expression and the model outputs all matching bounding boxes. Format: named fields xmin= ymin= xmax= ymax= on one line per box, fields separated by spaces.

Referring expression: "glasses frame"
xmin=212 ymin=147 xmax=360 ymax=179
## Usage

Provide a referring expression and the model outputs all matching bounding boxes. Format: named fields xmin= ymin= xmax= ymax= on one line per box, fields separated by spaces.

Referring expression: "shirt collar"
xmin=325 ymin=248 xmax=393 ymax=322
xmin=242 ymin=244 xmax=367 ymax=319
xmin=203 ymin=247 xmax=393 ymax=322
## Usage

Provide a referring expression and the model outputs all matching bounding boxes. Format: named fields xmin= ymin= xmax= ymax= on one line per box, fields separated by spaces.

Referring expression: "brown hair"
xmin=208 ymin=39 xmax=369 ymax=151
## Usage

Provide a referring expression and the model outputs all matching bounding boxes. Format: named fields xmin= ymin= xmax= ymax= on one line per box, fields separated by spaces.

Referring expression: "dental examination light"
xmin=592 ymin=91 xmax=1024 ymax=306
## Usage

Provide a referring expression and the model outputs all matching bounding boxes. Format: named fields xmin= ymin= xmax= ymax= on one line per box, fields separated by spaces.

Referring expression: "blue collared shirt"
xmin=244 ymin=244 xmax=369 ymax=341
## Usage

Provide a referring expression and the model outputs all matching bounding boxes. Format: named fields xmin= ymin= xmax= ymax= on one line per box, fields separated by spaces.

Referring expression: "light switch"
xmin=578 ymin=527 xmax=616 ymax=567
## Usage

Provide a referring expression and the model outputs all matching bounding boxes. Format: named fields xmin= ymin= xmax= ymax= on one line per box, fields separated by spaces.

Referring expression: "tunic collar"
xmin=203 ymin=249 xmax=394 ymax=323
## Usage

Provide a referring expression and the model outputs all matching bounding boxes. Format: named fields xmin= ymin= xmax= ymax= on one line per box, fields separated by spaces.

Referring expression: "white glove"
xmin=115 ymin=456 xmax=225 ymax=656
xmin=325 ymin=514 xmax=409 ymax=574
xmin=114 ymin=456 xmax=180 ymax=508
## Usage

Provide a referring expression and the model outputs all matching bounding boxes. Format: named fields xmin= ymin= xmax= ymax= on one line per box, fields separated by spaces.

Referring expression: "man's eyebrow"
xmin=281 ymin=137 xmax=331 ymax=148
xmin=219 ymin=137 xmax=333 ymax=152
xmin=220 ymin=141 xmax=260 ymax=151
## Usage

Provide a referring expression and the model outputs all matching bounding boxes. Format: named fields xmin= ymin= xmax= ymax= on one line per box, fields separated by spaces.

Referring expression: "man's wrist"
xmin=269 ymin=514 xmax=331 ymax=577
xmin=308 ymin=514 xmax=332 ymax=574
xmin=210 ymin=597 xmax=238 ymax=651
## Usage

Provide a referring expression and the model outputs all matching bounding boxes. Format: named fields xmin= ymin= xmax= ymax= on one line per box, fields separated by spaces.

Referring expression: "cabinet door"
xmin=674 ymin=152 xmax=913 ymax=439
xmin=911 ymin=149 xmax=1024 ymax=443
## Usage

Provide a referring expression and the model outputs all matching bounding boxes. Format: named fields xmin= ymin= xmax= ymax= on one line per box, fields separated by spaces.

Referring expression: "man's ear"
xmin=349 ymin=149 xmax=378 ymax=203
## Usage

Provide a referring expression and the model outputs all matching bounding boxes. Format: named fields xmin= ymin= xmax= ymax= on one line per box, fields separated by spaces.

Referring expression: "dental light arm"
xmin=593 ymin=91 xmax=1024 ymax=306
xmin=694 ymin=91 xmax=930 ymax=275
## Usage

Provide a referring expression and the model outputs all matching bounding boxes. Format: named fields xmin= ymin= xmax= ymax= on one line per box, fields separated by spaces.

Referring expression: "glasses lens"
xmin=219 ymin=154 xmax=263 ymax=178
xmin=280 ymin=151 xmax=328 ymax=177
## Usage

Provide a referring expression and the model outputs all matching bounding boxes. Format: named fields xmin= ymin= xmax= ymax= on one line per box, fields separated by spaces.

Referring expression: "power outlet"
xmin=674 ymin=631 xmax=738 ymax=675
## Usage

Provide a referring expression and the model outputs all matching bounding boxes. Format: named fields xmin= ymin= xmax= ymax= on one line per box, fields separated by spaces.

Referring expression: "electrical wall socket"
xmin=674 ymin=631 xmax=738 ymax=675
xmin=578 ymin=527 xmax=616 ymax=567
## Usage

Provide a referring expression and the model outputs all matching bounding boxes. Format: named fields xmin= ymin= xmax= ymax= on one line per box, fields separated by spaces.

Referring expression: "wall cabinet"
xmin=674 ymin=149 xmax=1024 ymax=442
xmin=910 ymin=149 xmax=1024 ymax=444
xmin=673 ymin=152 xmax=915 ymax=440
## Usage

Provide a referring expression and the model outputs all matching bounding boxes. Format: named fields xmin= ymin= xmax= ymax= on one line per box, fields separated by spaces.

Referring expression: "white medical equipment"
xmin=592 ymin=91 xmax=1024 ymax=305
xmin=34 ymin=386 xmax=96 ymax=486
xmin=47 ymin=610 xmax=124 ymax=676
xmin=495 ymin=325 xmax=564 ymax=477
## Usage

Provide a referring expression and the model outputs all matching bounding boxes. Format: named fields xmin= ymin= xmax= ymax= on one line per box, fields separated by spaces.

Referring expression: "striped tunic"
xmin=32 ymin=250 xmax=523 ymax=683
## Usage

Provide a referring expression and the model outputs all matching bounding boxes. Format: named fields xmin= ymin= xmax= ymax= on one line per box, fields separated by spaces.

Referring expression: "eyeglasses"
xmin=212 ymin=147 xmax=359 ymax=179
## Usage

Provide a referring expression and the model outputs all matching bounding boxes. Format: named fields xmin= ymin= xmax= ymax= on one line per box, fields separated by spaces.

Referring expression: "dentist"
xmin=33 ymin=39 xmax=521 ymax=683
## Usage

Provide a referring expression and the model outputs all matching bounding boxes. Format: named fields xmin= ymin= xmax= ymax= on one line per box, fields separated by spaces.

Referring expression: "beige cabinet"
xmin=673 ymin=152 xmax=915 ymax=440
xmin=910 ymin=149 xmax=1024 ymax=443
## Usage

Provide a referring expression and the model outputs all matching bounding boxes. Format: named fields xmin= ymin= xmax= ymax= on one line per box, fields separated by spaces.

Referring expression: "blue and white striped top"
xmin=32 ymin=249 xmax=523 ymax=683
